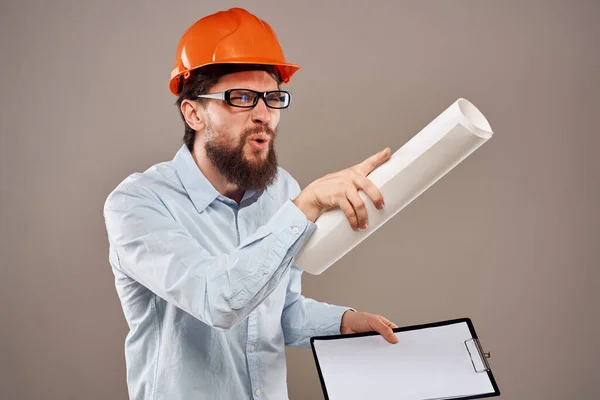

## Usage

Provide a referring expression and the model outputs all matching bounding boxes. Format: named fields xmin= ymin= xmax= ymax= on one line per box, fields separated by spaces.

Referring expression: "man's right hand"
xmin=293 ymin=147 xmax=392 ymax=231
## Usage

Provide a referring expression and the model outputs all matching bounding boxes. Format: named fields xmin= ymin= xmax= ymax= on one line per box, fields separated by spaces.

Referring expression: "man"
xmin=103 ymin=7 xmax=398 ymax=400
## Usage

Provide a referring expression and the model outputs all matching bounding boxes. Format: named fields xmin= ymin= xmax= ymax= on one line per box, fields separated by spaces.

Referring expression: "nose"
xmin=250 ymin=97 xmax=272 ymax=125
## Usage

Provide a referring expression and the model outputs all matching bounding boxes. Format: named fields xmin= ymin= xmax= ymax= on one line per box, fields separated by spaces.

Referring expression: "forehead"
xmin=211 ymin=70 xmax=280 ymax=92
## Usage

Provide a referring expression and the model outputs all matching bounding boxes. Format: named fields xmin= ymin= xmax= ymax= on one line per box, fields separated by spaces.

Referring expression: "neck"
xmin=191 ymin=142 xmax=245 ymax=204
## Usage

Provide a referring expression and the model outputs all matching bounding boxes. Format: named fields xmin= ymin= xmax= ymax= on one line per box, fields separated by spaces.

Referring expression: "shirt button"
xmin=255 ymin=389 xmax=261 ymax=396
xmin=262 ymin=267 xmax=269 ymax=275
xmin=249 ymin=345 xmax=255 ymax=352
xmin=292 ymin=226 xmax=300 ymax=234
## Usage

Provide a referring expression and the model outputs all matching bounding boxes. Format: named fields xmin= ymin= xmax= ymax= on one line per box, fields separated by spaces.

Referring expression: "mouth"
xmin=248 ymin=135 xmax=270 ymax=151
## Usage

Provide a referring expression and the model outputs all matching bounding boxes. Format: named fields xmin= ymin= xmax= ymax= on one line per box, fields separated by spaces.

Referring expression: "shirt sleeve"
xmin=280 ymin=264 xmax=353 ymax=348
xmin=103 ymin=182 xmax=316 ymax=331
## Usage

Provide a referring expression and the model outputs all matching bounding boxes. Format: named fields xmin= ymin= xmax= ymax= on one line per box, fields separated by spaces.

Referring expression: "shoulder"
xmin=103 ymin=160 xmax=177 ymax=212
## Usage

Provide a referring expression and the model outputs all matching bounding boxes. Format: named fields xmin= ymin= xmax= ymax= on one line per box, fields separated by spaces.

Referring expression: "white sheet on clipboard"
xmin=311 ymin=321 xmax=496 ymax=400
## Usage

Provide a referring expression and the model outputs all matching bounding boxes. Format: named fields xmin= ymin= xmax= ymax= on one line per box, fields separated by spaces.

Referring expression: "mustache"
xmin=242 ymin=125 xmax=276 ymax=139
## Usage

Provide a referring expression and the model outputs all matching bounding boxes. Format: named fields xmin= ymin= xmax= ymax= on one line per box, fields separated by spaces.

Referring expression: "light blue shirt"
xmin=103 ymin=145 xmax=350 ymax=400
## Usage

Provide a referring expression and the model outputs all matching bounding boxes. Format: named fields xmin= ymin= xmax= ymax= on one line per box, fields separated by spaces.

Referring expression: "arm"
xmin=278 ymin=150 xmax=393 ymax=348
xmin=280 ymin=266 xmax=399 ymax=346
xmin=280 ymin=264 xmax=352 ymax=348
xmin=103 ymin=182 xmax=315 ymax=331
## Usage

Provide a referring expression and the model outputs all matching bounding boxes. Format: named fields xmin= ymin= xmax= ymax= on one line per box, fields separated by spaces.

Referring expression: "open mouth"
xmin=248 ymin=137 xmax=269 ymax=151
xmin=249 ymin=136 xmax=269 ymax=145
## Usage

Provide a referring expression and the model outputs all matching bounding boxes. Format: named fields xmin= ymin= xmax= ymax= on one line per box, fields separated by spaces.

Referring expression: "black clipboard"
xmin=310 ymin=317 xmax=501 ymax=400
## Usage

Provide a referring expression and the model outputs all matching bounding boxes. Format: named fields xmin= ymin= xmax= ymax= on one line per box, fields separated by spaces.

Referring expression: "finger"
xmin=345 ymin=185 xmax=368 ymax=230
xmin=354 ymin=147 xmax=391 ymax=176
xmin=371 ymin=317 xmax=398 ymax=344
xmin=338 ymin=197 xmax=359 ymax=231
xmin=353 ymin=173 xmax=385 ymax=210
xmin=378 ymin=316 xmax=399 ymax=329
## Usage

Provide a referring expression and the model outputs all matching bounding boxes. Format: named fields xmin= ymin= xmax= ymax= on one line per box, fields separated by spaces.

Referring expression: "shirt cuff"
xmin=320 ymin=305 xmax=355 ymax=336
xmin=271 ymin=199 xmax=316 ymax=249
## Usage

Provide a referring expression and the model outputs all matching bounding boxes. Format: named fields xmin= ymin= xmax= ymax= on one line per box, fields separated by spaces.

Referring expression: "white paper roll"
xmin=294 ymin=98 xmax=494 ymax=275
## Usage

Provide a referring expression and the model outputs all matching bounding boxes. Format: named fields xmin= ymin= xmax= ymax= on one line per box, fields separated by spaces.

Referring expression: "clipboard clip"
xmin=464 ymin=338 xmax=491 ymax=373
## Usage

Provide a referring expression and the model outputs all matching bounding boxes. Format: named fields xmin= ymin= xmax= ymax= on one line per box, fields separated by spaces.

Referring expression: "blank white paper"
xmin=312 ymin=321 xmax=495 ymax=400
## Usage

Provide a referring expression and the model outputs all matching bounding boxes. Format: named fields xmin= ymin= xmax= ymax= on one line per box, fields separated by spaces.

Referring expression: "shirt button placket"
xmin=241 ymin=207 xmax=263 ymax=398
xmin=247 ymin=310 xmax=261 ymax=398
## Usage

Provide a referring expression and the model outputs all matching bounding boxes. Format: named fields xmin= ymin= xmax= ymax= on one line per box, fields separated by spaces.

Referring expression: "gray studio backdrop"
xmin=1 ymin=0 xmax=598 ymax=399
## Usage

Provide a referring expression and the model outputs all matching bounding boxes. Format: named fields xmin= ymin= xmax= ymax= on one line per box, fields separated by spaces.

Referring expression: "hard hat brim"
xmin=169 ymin=60 xmax=301 ymax=96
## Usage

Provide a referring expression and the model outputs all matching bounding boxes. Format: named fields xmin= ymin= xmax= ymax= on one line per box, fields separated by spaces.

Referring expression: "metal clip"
xmin=464 ymin=338 xmax=491 ymax=373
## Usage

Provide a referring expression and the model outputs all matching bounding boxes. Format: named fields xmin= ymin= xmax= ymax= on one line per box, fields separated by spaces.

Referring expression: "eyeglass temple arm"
xmin=197 ymin=93 xmax=226 ymax=100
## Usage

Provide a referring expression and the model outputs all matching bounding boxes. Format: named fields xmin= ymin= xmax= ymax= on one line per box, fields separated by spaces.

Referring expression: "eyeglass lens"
xmin=228 ymin=89 xmax=290 ymax=108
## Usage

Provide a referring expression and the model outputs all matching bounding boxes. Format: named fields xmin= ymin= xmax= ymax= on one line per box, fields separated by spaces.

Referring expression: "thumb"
xmin=379 ymin=316 xmax=399 ymax=329
xmin=373 ymin=316 xmax=398 ymax=344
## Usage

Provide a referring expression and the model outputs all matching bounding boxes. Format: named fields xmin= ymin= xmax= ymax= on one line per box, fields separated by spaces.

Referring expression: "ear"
xmin=181 ymin=99 xmax=206 ymax=132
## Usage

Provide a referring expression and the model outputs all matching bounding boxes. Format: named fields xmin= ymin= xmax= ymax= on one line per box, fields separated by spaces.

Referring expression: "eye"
xmin=230 ymin=94 xmax=248 ymax=102
xmin=266 ymin=91 xmax=290 ymax=108
xmin=229 ymin=90 xmax=256 ymax=106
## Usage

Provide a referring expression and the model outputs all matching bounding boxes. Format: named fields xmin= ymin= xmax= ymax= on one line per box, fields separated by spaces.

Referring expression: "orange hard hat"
xmin=169 ymin=8 xmax=300 ymax=96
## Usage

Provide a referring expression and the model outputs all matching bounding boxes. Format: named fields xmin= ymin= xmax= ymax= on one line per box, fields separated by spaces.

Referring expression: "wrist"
xmin=340 ymin=308 xmax=356 ymax=333
xmin=292 ymin=190 xmax=321 ymax=222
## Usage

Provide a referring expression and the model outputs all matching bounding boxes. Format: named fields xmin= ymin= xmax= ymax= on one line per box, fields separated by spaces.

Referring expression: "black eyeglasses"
xmin=197 ymin=89 xmax=292 ymax=109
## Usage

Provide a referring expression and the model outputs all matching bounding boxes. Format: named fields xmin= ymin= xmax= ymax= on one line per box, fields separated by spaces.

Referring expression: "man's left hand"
xmin=340 ymin=310 xmax=399 ymax=344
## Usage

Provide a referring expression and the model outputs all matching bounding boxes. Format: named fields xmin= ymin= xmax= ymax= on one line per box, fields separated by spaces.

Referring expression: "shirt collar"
xmin=172 ymin=145 xmax=266 ymax=213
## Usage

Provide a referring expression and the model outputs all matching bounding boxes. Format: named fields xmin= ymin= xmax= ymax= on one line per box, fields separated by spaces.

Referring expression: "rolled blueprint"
xmin=294 ymin=98 xmax=494 ymax=275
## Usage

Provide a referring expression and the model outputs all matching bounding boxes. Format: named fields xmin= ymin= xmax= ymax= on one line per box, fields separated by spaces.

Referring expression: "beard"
xmin=204 ymin=122 xmax=279 ymax=191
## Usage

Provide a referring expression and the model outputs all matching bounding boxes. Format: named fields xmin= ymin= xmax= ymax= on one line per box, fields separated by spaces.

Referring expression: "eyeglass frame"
xmin=197 ymin=88 xmax=292 ymax=109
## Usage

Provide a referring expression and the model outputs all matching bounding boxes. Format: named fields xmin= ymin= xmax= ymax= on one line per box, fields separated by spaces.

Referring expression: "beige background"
xmin=1 ymin=0 xmax=598 ymax=399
